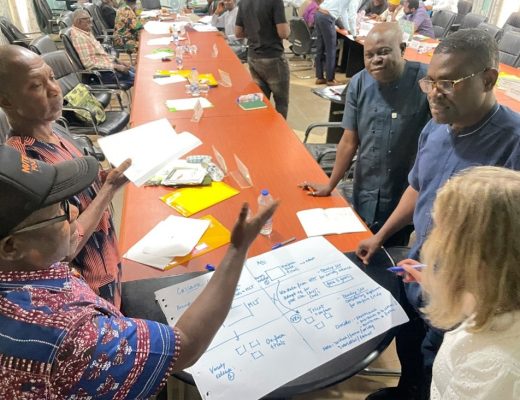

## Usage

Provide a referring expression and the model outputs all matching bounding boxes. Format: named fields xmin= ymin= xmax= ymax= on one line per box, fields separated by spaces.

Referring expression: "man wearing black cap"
xmin=0 ymin=44 xmax=129 ymax=308
xmin=0 ymin=145 xmax=277 ymax=398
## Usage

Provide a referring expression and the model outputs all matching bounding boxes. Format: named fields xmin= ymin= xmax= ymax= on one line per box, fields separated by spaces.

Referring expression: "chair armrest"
xmin=62 ymin=106 xmax=100 ymax=135
xmin=304 ymin=122 xmax=343 ymax=143
xmin=12 ymin=38 xmax=32 ymax=44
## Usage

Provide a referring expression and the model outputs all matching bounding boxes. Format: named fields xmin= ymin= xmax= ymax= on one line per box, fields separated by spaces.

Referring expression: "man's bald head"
xmin=366 ymin=22 xmax=404 ymax=46
xmin=0 ymin=45 xmax=63 ymax=127
xmin=0 ymin=45 xmax=42 ymax=96
xmin=363 ymin=23 xmax=406 ymax=83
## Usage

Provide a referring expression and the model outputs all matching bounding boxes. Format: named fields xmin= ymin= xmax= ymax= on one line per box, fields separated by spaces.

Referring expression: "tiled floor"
xmin=112 ymin=53 xmax=402 ymax=400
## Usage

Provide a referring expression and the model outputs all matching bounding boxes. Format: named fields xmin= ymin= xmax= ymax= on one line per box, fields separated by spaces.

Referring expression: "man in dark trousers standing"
xmin=235 ymin=0 xmax=290 ymax=119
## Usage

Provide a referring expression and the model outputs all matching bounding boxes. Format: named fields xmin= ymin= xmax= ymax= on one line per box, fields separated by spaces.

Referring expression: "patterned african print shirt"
xmin=6 ymin=131 xmax=122 ymax=308
xmin=114 ymin=5 xmax=143 ymax=52
xmin=0 ymin=263 xmax=180 ymax=399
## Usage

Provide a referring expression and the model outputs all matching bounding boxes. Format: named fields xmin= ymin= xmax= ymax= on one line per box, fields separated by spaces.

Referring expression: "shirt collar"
xmin=0 ymin=262 xmax=73 ymax=291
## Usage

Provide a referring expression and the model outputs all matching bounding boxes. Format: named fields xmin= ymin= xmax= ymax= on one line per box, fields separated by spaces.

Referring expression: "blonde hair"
xmin=421 ymin=166 xmax=520 ymax=332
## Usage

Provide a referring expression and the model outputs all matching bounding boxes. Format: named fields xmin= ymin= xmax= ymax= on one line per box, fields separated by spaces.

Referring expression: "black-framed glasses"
xmin=418 ymin=69 xmax=488 ymax=95
xmin=10 ymin=201 xmax=70 ymax=236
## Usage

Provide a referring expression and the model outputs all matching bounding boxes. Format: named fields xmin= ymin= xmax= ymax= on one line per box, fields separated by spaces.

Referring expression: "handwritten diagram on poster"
xmin=155 ymin=236 xmax=408 ymax=400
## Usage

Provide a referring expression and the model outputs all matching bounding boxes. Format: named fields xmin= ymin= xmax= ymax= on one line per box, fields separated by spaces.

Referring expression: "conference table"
xmin=117 ymin=25 xmax=408 ymax=399
xmin=120 ymin=29 xmax=373 ymax=282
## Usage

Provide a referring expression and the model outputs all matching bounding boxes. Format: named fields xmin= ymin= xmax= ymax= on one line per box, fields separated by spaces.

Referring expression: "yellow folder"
xmin=164 ymin=215 xmax=230 ymax=270
xmin=160 ymin=181 xmax=239 ymax=217
xmin=155 ymin=70 xmax=219 ymax=86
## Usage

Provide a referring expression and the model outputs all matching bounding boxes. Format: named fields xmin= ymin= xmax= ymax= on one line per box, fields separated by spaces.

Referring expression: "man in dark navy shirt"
xmin=302 ymin=23 xmax=430 ymax=246
xmin=235 ymin=0 xmax=290 ymax=118
xmin=358 ymin=29 xmax=520 ymax=400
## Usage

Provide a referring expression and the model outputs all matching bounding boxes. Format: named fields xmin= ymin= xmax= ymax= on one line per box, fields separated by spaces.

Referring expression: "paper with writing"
xmin=155 ymin=236 xmax=408 ymax=400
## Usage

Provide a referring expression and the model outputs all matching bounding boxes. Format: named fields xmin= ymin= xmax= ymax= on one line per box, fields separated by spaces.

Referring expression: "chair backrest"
xmin=460 ymin=12 xmax=487 ymax=30
xmin=60 ymin=27 xmax=86 ymax=70
xmin=33 ymin=0 xmax=55 ymax=33
xmin=59 ymin=11 xmax=74 ymax=30
xmin=476 ymin=22 xmax=502 ymax=42
xmin=289 ymin=18 xmax=313 ymax=57
xmin=0 ymin=17 xmax=30 ymax=46
xmin=83 ymin=3 xmax=107 ymax=37
xmin=504 ymin=12 xmax=520 ymax=29
xmin=453 ymin=0 xmax=472 ymax=25
xmin=0 ymin=109 xmax=10 ymax=145
xmin=29 ymin=34 xmax=59 ymax=54
xmin=42 ymin=50 xmax=81 ymax=96
xmin=142 ymin=0 xmax=162 ymax=10
xmin=498 ymin=30 xmax=520 ymax=67
xmin=431 ymin=10 xmax=457 ymax=38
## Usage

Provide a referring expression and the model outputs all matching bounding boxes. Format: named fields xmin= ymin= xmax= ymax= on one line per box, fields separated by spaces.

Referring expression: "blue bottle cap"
xmin=261 ymin=189 xmax=269 ymax=196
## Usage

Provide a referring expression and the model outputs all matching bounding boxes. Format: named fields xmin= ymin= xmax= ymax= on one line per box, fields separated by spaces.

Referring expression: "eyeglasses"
xmin=418 ymin=69 xmax=488 ymax=95
xmin=10 ymin=201 xmax=71 ymax=236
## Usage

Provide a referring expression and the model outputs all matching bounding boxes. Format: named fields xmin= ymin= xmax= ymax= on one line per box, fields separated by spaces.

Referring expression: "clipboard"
xmin=160 ymin=181 xmax=239 ymax=217
xmin=164 ymin=215 xmax=230 ymax=270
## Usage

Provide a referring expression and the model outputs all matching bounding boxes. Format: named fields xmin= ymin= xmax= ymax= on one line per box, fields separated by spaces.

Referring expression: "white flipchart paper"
xmin=155 ymin=236 xmax=408 ymax=400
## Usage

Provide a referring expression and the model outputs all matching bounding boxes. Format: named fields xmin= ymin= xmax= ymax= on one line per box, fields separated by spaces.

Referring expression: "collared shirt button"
xmin=388 ymin=150 xmax=392 ymax=154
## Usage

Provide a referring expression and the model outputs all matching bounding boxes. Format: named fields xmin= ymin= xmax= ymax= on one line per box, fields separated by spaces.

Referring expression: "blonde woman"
xmin=401 ymin=166 xmax=520 ymax=399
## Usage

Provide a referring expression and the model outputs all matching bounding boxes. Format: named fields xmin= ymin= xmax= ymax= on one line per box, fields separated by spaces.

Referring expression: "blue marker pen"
xmin=387 ymin=264 xmax=426 ymax=273
xmin=205 ymin=264 xmax=216 ymax=271
xmin=271 ymin=237 xmax=296 ymax=250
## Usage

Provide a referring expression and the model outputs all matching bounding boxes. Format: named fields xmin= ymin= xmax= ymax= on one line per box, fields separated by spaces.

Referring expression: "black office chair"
xmin=503 ymin=12 xmax=520 ymax=30
xmin=459 ymin=12 xmax=487 ymax=30
xmin=42 ymin=50 xmax=130 ymax=136
xmin=0 ymin=17 xmax=42 ymax=48
xmin=476 ymin=22 xmax=503 ymax=42
xmin=498 ymin=30 xmax=520 ymax=67
xmin=33 ymin=0 xmax=66 ymax=34
xmin=451 ymin=0 xmax=472 ymax=32
xmin=289 ymin=18 xmax=316 ymax=59
xmin=431 ymin=10 xmax=456 ymax=39
xmin=60 ymin=27 xmax=133 ymax=102
xmin=29 ymin=34 xmax=59 ymax=54
xmin=0 ymin=109 xmax=10 ymax=145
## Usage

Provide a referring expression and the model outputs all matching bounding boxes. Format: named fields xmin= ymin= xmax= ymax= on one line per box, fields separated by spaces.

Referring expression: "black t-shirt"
xmin=235 ymin=0 xmax=287 ymax=58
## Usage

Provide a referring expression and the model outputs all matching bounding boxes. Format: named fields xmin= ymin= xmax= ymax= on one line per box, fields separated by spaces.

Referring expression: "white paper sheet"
xmin=140 ymin=10 xmax=160 ymax=18
xmin=144 ymin=21 xmax=174 ymax=35
xmin=145 ymin=51 xmax=174 ymax=60
xmin=124 ymin=215 xmax=210 ymax=269
xmin=155 ymin=237 xmax=408 ymax=400
xmin=198 ymin=15 xmax=213 ymax=24
xmin=97 ymin=119 xmax=202 ymax=186
xmin=166 ymin=97 xmax=213 ymax=111
xmin=153 ymin=75 xmax=187 ymax=85
xmin=297 ymin=207 xmax=367 ymax=236
xmin=192 ymin=23 xmax=218 ymax=32
xmin=147 ymin=36 xmax=172 ymax=45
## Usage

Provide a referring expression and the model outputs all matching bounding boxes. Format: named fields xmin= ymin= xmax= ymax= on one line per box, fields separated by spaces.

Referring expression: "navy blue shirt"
xmin=408 ymin=104 xmax=520 ymax=261
xmin=342 ymin=61 xmax=430 ymax=227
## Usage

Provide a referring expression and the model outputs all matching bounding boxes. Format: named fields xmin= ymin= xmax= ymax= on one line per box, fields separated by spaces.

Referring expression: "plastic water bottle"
xmin=258 ymin=189 xmax=274 ymax=235
xmin=190 ymin=67 xmax=200 ymax=96
xmin=173 ymin=30 xmax=180 ymax=46
xmin=175 ymin=50 xmax=183 ymax=70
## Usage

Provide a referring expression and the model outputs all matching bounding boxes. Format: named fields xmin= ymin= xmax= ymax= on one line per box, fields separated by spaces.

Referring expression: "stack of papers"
xmin=192 ymin=23 xmax=218 ymax=32
xmin=497 ymin=72 xmax=520 ymax=100
xmin=97 ymin=119 xmax=202 ymax=186
xmin=166 ymin=97 xmax=213 ymax=111
xmin=144 ymin=21 xmax=174 ymax=35
xmin=124 ymin=215 xmax=210 ymax=269
xmin=297 ymin=207 xmax=366 ymax=236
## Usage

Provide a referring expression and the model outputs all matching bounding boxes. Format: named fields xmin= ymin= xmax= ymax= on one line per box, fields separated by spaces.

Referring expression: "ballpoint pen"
xmin=272 ymin=237 xmax=296 ymax=250
xmin=387 ymin=264 xmax=426 ymax=273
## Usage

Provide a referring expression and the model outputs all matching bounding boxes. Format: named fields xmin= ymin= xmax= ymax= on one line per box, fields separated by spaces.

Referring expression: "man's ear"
xmin=482 ymin=68 xmax=499 ymax=92
xmin=0 ymin=236 xmax=24 ymax=262
xmin=400 ymin=42 xmax=407 ymax=55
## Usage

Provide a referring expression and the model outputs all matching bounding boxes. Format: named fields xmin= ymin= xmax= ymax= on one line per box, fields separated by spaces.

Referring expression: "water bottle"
xmin=190 ymin=67 xmax=200 ymax=96
xmin=173 ymin=30 xmax=180 ymax=46
xmin=175 ymin=50 xmax=183 ymax=70
xmin=258 ymin=189 xmax=274 ymax=235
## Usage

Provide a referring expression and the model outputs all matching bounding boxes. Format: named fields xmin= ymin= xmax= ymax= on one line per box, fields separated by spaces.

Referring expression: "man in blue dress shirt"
xmin=402 ymin=0 xmax=435 ymax=38
xmin=358 ymin=29 xmax=520 ymax=400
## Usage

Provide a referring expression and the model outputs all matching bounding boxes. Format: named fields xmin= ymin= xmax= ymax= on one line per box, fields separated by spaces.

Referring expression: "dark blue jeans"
xmin=314 ymin=11 xmax=337 ymax=81
xmin=98 ymin=66 xmax=135 ymax=87
xmin=248 ymin=55 xmax=290 ymax=119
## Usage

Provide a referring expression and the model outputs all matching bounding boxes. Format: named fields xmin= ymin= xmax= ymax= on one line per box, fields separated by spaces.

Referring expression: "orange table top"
xmin=120 ymin=30 xmax=371 ymax=282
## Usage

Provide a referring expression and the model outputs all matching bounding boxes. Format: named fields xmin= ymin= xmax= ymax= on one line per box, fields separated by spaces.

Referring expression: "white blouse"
xmin=431 ymin=312 xmax=520 ymax=399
